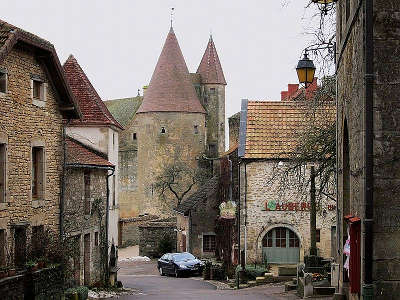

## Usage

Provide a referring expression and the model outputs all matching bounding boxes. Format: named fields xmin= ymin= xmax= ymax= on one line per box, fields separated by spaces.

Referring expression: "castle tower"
xmin=197 ymin=36 xmax=227 ymax=157
xmin=136 ymin=27 xmax=206 ymax=216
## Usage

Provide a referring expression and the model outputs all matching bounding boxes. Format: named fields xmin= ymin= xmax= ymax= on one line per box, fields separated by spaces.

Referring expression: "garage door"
xmin=262 ymin=227 xmax=300 ymax=264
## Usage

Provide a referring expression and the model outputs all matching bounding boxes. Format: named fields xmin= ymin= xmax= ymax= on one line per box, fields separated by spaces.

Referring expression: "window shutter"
xmin=349 ymin=217 xmax=361 ymax=293
xmin=30 ymin=80 xmax=33 ymax=99
xmin=43 ymin=83 xmax=47 ymax=101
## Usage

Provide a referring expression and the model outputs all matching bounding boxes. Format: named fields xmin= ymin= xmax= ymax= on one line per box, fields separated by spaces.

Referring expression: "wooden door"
xmin=262 ymin=227 xmax=300 ymax=264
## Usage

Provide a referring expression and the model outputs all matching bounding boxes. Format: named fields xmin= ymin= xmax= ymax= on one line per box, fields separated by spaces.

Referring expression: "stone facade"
xmin=239 ymin=161 xmax=336 ymax=264
xmin=0 ymin=45 xmax=76 ymax=268
xmin=64 ymin=167 xmax=107 ymax=286
xmin=138 ymin=222 xmax=176 ymax=258
xmin=336 ymin=0 xmax=400 ymax=298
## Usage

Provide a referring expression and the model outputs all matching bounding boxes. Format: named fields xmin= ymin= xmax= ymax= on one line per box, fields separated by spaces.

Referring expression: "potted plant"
xmin=0 ymin=267 xmax=8 ymax=279
xmin=26 ymin=260 xmax=38 ymax=272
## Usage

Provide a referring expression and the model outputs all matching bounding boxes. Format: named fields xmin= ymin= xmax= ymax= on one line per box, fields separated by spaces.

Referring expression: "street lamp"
xmin=296 ymin=51 xmax=316 ymax=88
xmin=312 ymin=0 xmax=338 ymax=15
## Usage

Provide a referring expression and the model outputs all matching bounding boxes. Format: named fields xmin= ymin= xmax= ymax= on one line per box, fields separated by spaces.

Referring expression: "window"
xmin=0 ymin=229 xmax=5 ymax=267
xmin=209 ymin=88 xmax=215 ymax=94
xmin=32 ymin=147 xmax=44 ymax=200
xmin=32 ymin=225 xmax=44 ymax=258
xmin=194 ymin=125 xmax=199 ymax=134
xmin=14 ymin=227 xmax=26 ymax=267
xmin=161 ymin=127 xmax=166 ymax=134
xmin=275 ymin=227 xmax=286 ymax=248
xmin=316 ymin=229 xmax=321 ymax=243
xmin=33 ymin=80 xmax=43 ymax=100
xmin=95 ymin=232 xmax=99 ymax=246
xmin=132 ymin=133 xmax=137 ymax=140
xmin=0 ymin=143 xmax=5 ymax=203
xmin=84 ymin=170 xmax=91 ymax=214
xmin=203 ymin=235 xmax=216 ymax=252
xmin=289 ymin=230 xmax=300 ymax=247
xmin=0 ymin=71 xmax=7 ymax=94
xmin=208 ymin=144 xmax=217 ymax=157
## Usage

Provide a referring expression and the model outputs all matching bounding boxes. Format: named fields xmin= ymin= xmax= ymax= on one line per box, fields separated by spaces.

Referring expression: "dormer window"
xmin=0 ymin=70 xmax=7 ymax=94
xmin=161 ymin=127 xmax=166 ymax=134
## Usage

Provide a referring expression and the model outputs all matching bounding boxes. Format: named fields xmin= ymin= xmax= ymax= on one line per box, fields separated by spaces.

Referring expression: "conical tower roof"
xmin=197 ymin=36 xmax=226 ymax=85
xmin=63 ymin=55 xmax=124 ymax=130
xmin=137 ymin=28 xmax=205 ymax=114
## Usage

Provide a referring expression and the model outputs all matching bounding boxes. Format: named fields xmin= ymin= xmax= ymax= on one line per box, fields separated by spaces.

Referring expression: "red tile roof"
xmin=197 ymin=36 xmax=226 ymax=85
xmin=137 ymin=27 xmax=205 ymax=114
xmin=243 ymin=101 xmax=335 ymax=159
xmin=66 ymin=137 xmax=114 ymax=167
xmin=63 ymin=55 xmax=124 ymax=129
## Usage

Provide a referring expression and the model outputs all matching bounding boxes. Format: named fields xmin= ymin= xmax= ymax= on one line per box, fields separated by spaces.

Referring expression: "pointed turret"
xmin=137 ymin=28 xmax=205 ymax=114
xmin=197 ymin=36 xmax=226 ymax=85
xmin=63 ymin=55 xmax=124 ymax=130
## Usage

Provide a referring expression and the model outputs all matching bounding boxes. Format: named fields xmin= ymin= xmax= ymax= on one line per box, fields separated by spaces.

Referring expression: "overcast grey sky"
xmin=2 ymin=0 xmax=320 ymax=120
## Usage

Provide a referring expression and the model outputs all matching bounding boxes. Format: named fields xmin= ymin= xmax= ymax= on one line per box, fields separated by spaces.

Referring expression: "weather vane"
xmin=170 ymin=7 xmax=174 ymax=28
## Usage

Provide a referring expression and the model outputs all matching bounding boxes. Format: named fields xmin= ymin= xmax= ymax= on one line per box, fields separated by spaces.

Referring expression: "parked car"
xmin=157 ymin=252 xmax=205 ymax=277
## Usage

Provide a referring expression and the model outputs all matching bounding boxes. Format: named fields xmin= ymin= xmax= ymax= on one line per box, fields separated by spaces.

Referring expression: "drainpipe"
xmin=363 ymin=0 xmax=374 ymax=297
xmin=106 ymin=168 xmax=115 ymax=284
xmin=237 ymin=159 xmax=241 ymax=266
xmin=244 ymin=162 xmax=248 ymax=265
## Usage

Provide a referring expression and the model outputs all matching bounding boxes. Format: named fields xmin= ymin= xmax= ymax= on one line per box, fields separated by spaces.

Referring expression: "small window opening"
xmin=161 ymin=127 xmax=166 ymax=134
xmin=0 ymin=143 xmax=5 ymax=203
xmin=132 ymin=133 xmax=137 ymax=140
xmin=209 ymin=144 xmax=217 ymax=157
xmin=0 ymin=72 xmax=7 ymax=93
xmin=194 ymin=125 xmax=199 ymax=134
xmin=32 ymin=225 xmax=44 ymax=258
xmin=316 ymin=229 xmax=321 ymax=243
xmin=0 ymin=229 xmax=5 ymax=267
xmin=95 ymin=232 xmax=99 ymax=246
xmin=32 ymin=147 xmax=44 ymax=199
xmin=203 ymin=235 xmax=216 ymax=252
xmin=210 ymin=88 xmax=216 ymax=94
xmin=33 ymin=80 xmax=42 ymax=100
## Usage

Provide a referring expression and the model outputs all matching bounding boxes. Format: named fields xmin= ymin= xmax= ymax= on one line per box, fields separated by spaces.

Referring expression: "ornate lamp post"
xmin=312 ymin=0 xmax=338 ymax=15
xmin=296 ymin=51 xmax=316 ymax=88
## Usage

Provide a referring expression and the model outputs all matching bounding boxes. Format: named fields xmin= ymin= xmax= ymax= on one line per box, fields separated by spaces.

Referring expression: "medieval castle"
xmin=105 ymin=26 xmax=227 ymax=246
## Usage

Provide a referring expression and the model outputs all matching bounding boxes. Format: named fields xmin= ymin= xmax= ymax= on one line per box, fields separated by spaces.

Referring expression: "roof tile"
xmin=197 ymin=36 xmax=226 ymax=85
xmin=66 ymin=137 xmax=114 ymax=167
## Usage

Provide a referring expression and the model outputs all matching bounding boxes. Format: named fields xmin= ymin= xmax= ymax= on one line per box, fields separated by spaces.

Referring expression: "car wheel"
xmin=174 ymin=268 xmax=180 ymax=278
xmin=159 ymin=267 xmax=164 ymax=276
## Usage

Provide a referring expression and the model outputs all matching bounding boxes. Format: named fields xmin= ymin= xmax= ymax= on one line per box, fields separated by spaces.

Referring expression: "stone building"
xmin=335 ymin=0 xmax=400 ymax=298
xmin=65 ymin=137 xmax=114 ymax=286
xmin=238 ymin=91 xmax=336 ymax=265
xmin=106 ymin=26 xmax=227 ymax=247
xmin=0 ymin=20 xmax=80 ymax=269
xmin=63 ymin=55 xmax=123 ymax=281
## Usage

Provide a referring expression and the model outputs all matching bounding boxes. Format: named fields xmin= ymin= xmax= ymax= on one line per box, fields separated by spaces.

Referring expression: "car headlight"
xmin=179 ymin=264 xmax=187 ymax=269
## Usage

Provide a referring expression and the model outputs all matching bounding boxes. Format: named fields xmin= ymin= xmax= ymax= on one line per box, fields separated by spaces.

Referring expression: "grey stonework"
xmin=336 ymin=0 xmax=400 ymax=298
xmin=138 ymin=222 xmax=177 ymax=258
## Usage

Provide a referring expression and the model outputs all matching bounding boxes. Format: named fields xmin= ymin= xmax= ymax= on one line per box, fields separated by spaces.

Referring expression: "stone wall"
xmin=119 ymin=214 xmax=158 ymax=247
xmin=0 ymin=46 xmax=65 ymax=267
xmin=239 ymin=161 xmax=336 ymax=263
xmin=136 ymin=112 xmax=206 ymax=218
xmin=138 ymin=222 xmax=176 ymax=258
xmin=0 ymin=266 xmax=64 ymax=300
xmin=228 ymin=113 xmax=240 ymax=149
xmin=64 ymin=167 xmax=107 ymax=285
xmin=336 ymin=0 xmax=400 ymax=298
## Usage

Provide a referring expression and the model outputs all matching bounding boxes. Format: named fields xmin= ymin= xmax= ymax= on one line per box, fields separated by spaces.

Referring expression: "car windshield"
xmin=172 ymin=253 xmax=195 ymax=262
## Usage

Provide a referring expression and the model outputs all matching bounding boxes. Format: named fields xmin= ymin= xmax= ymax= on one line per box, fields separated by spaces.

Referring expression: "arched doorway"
xmin=262 ymin=227 xmax=300 ymax=264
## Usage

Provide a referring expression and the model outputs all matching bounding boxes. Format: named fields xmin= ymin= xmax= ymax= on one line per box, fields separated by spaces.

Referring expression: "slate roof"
xmin=137 ymin=27 xmax=205 ymax=114
xmin=197 ymin=36 xmax=226 ymax=85
xmin=175 ymin=176 xmax=219 ymax=215
xmin=66 ymin=137 xmax=114 ymax=167
xmin=0 ymin=19 xmax=80 ymax=119
xmin=240 ymin=100 xmax=335 ymax=159
xmin=63 ymin=55 xmax=124 ymax=130
xmin=104 ymin=96 xmax=143 ymax=127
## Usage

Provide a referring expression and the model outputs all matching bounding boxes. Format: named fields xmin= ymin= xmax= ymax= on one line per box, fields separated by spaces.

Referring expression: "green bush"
xmin=157 ymin=235 xmax=174 ymax=256
xmin=65 ymin=286 xmax=89 ymax=300
xmin=235 ymin=264 xmax=269 ymax=281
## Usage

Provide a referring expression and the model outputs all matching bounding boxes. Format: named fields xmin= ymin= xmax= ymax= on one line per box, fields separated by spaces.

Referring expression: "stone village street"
xmin=112 ymin=259 xmax=330 ymax=300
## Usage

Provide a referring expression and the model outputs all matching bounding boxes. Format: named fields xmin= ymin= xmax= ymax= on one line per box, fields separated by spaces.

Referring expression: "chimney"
xmin=281 ymin=91 xmax=289 ymax=101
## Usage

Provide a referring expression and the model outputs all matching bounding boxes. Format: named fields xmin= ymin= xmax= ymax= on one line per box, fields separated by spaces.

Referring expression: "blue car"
xmin=157 ymin=252 xmax=205 ymax=277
